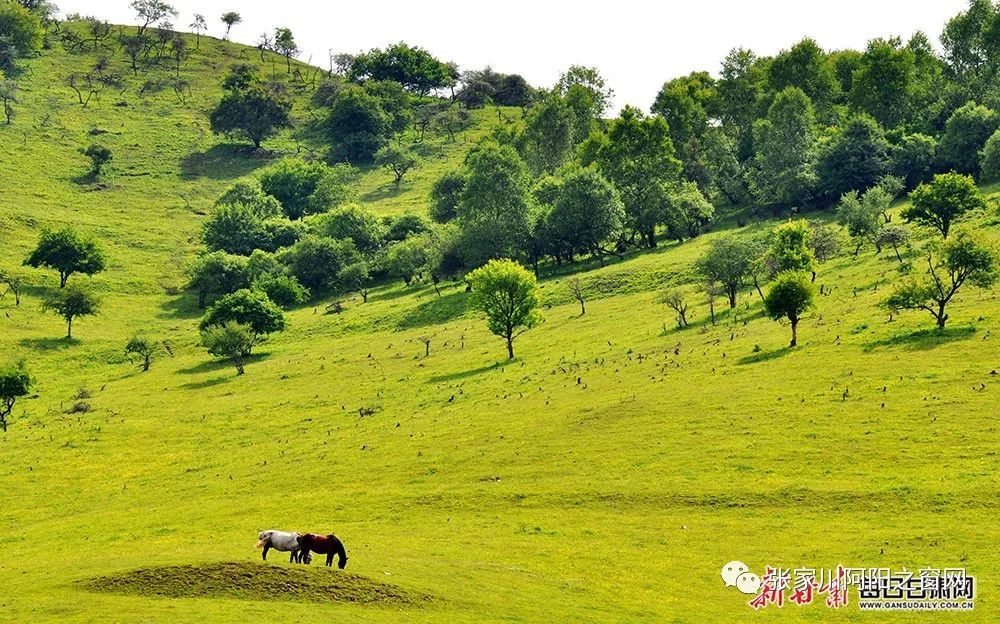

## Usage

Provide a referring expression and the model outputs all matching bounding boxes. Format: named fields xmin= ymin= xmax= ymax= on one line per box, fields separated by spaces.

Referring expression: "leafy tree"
xmin=808 ymin=222 xmax=842 ymax=264
xmin=716 ymin=47 xmax=765 ymax=156
xmin=326 ymin=88 xmax=391 ymax=163
xmin=315 ymin=204 xmax=385 ymax=255
xmin=696 ymin=237 xmax=752 ymax=308
xmin=210 ymin=69 xmax=292 ymax=149
xmin=0 ymin=0 xmax=43 ymax=70
xmin=596 ymin=106 xmax=683 ymax=247
xmin=747 ymin=87 xmax=817 ymax=210
xmin=701 ymin=127 xmax=746 ymax=204
xmin=429 ymin=169 xmax=465 ymax=223
xmin=875 ymin=223 xmax=911 ymax=262
xmin=363 ymin=80 xmax=412 ymax=133
xmin=938 ymin=101 xmax=1000 ymax=175
xmin=767 ymin=38 xmax=839 ymax=117
xmin=0 ymin=268 xmax=24 ymax=305
xmin=258 ymin=159 xmax=332 ymax=220
xmin=220 ymin=11 xmax=241 ymax=40
xmin=940 ymin=0 xmax=1000 ymax=97
xmin=665 ymin=181 xmax=715 ymax=240
xmin=279 ymin=234 xmax=360 ymax=290
xmin=186 ymin=251 xmax=250 ymax=307
xmin=272 ymin=27 xmax=298 ymax=73
xmin=202 ymin=204 xmax=273 ymax=255
xmin=338 ymin=261 xmax=371 ymax=301
xmin=547 ymin=167 xmax=624 ymax=264
xmin=201 ymin=321 xmax=257 ymax=374
xmin=815 ymin=115 xmax=890 ymax=202
xmin=82 ymin=144 xmax=112 ymax=178
xmin=885 ymin=232 xmax=998 ymax=328
xmin=375 ymin=144 xmax=417 ymax=184
xmin=979 ymin=128 xmax=1000 ymax=181
xmin=768 ymin=220 xmax=816 ymax=276
xmin=384 ymin=236 xmax=428 ymax=285
xmin=383 ymin=213 xmax=430 ymax=242
xmin=24 ymin=227 xmax=105 ymax=288
xmin=130 ymin=0 xmax=176 ymax=35
xmin=764 ymin=272 xmax=815 ymax=347
xmin=125 ymin=334 xmax=159 ymax=371
xmin=836 ymin=181 xmax=897 ymax=255
xmin=556 ymin=65 xmax=613 ymax=118
xmin=849 ymin=37 xmax=915 ymax=128
xmin=890 ymin=133 xmax=938 ymax=190
xmin=200 ymin=288 xmax=285 ymax=337
xmin=41 ymin=285 xmax=99 ymax=339
xmin=903 ymin=172 xmax=985 ymax=238
xmin=457 ymin=144 xmax=533 ymax=266
xmin=466 ymin=258 xmax=542 ymax=359
xmin=518 ymin=95 xmax=575 ymax=175
xmin=253 ymin=274 xmax=308 ymax=308
xmin=0 ymin=361 xmax=31 ymax=432
xmin=349 ymin=42 xmax=457 ymax=94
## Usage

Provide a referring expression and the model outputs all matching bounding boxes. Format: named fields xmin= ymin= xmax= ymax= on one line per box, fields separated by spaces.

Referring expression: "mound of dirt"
xmin=81 ymin=562 xmax=434 ymax=606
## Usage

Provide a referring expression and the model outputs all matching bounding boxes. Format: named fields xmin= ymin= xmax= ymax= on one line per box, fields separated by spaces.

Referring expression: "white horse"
xmin=256 ymin=530 xmax=311 ymax=564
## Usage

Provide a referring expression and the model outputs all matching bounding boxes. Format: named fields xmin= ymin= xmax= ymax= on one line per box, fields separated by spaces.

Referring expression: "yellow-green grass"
xmin=2 ymin=24 xmax=1000 ymax=623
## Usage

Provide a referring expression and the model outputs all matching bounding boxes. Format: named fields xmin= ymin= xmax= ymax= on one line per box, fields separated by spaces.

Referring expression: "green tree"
xmin=466 ymin=258 xmax=542 ymax=359
xmin=338 ymin=261 xmax=371 ymax=301
xmin=130 ymin=0 xmax=176 ymax=35
xmin=384 ymin=236 xmax=427 ymax=285
xmin=429 ymin=169 xmax=465 ymax=223
xmin=890 ymin=133 xmax=937 ymax=190
xmin=938 ymin=101 xmax=1000 ymax=176
xmin=279 ymin=234 xmax=360 ymax=290
xmin=253 ymin=275 xmax=308 ymax=308
xmin=210 ymin=72 xmax=292 ymax=149
xmin=764 ymin=272 xmax=815 ymax=347
xmin=457 ymin=144 xmax=533 ymax=266
xmin=940 ymin=0 xmax=1000 ymax=97
xmin=836 ymin=181 xmax=897 ymax=255
xmin=548 ymin=167 xmax=624 ymax=264
xmin=0 ymin=361 xmax=31 ymax=432
xmin=696 ymin=236 xmax=752 ymax=308
xmin=220 ymin=11 xmax=241 ymax=40
xmin=326 ymin=88 xmax=391 ymax=163
xmin=349 ymin=42 xmax=457 ymax=95
xmin=0 ymin=0 xmax=43 ymax=70
xmin=125 ymin=334 xmax=159 ymax=371
xmin=596 ymin=106 xmax=683 ymax=247
xmin=41 ymin=285 xmax=99 ymax=339
xmin=747 ymin=87 xmax=817 ymax=210
xmin=665 ymin=181 xmax=715 ymax=240
xmin=518 ymin=95 xmax=575 ymax=175
xmin=815 ymin=115 xmax=890 ymax=202
xmin=24 ymin=227 xmax=106 ymax=288
xmin=0 ymin=79 xmax=17 ymax=124
xmin=258 ymin=159 xmax=332 ymax=220
xmin=375 ymin=144 xmax=417 ymax=184
xmin=768 ymin=220 xmax=816 ymax=276
xmin=979 ymin=128 xmax=1000 ymax=181
xmin=556 ymin=65 xmax=614 ymax=118
xmin=200 ymin=288 xmax=286 ymax=337
xmin=201 ymin=321 xmax=257 ymax=374
xmin=849 ymin=38 xmax=915 ymax=129
xmin=315 ymin=204 xmax=385 ymax=255
xmin=186 ymin=251 xmax=250 ymax=308
xmin=903 ymin=172 xmax=985 ymax=238
xmin=82 ymin=144 xmax=112 ymax=178
xmin=885 ymin=232 xmax=998 ymax=328
xmin=272 ymin=27 xmax=298 ymax=73
xmin=767 ymin=38 xmax=839 ymax=117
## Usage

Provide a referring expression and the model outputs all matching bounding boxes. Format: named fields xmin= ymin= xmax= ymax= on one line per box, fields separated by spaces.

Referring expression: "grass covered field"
xmin=2 ymin=24 xmax=1000 ymax=623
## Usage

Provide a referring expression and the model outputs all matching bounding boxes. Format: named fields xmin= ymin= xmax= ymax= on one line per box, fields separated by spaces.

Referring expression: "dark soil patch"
xmin=81 ymin=562 xmax=434 ymax=606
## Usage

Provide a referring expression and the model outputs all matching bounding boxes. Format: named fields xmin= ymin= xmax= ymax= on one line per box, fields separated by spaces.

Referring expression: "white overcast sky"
xmin=58 ymin=0 xmax=968 ymax=111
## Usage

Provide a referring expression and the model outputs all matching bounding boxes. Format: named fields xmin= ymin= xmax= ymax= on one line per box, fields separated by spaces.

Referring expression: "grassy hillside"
xmin=2 ymin=23 xmax=1000 ymax=623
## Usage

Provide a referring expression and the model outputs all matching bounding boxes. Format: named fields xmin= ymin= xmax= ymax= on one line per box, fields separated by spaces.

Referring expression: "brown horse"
xmin=297 ymin=533 xmax=348 ymax=568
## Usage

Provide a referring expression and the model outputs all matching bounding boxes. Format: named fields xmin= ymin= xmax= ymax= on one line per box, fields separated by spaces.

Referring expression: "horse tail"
xmin=329 ymin=534 xmax=348 ymax=568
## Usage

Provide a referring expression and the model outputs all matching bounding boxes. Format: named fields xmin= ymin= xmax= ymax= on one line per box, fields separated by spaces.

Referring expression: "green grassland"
xmin=2 ymin=24 xmax=1000 ymax=623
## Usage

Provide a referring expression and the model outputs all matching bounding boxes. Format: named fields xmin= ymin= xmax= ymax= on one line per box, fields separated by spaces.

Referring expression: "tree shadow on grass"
xmin=396 ymin=290 xmax=467 ymax=330
xmin=180 ymin=376 xmax=233 ymax=390
xmin=427 ymin=361 xmax=506 ymax=384
xmin=180 ymin=144 xmax=275 ymax=180
xmin=19 ymin=336 xmax=78 ymax=351
xmin=157 ymin=294 xmax=206 ymax=320
xmin=864 ymin=325 xmax=977 ymax=351
xmin=360 ymin=181 xmax=409 ymax=203
xmin=737 ymin=346 xmax=793 ymax=366
xmin=176 ymin=352 xmax=271 ymax=376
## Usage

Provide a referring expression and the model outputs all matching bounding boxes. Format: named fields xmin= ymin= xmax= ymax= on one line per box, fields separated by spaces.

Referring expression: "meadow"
xmin=1 ymin=24 xmax=999 ymax=623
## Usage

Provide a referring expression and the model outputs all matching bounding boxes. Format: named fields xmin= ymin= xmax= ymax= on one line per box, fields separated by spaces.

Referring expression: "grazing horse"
xmin=298 ymin=533 xmax=348 ymax=569
xmin=256 ymin=530 xmax=311 ymax=564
